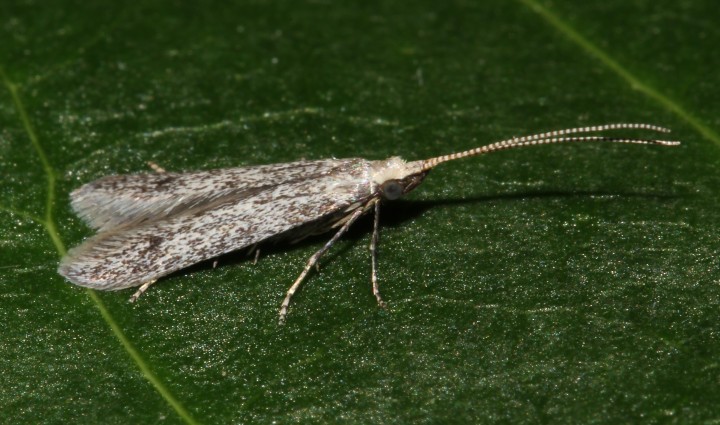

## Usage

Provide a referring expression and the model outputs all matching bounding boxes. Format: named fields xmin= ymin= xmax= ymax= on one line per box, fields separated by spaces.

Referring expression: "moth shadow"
xmin=169 ymin=199 xmax=432 ymax=281
xmin=161 ymin=188 xmax=678 ymax=284
xmin=418 ymin=188 xmax=679 ymax=206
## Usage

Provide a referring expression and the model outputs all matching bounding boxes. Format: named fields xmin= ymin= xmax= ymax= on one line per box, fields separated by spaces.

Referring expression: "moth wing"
xmin=58 ymin=163 xmax=374 ymax=290
xmin=71 ymin=159 xmax=356 ymax=232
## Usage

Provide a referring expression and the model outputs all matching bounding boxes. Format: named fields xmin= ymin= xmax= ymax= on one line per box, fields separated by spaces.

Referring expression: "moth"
xmin=58 ymin=123 xmax=679 ymax=323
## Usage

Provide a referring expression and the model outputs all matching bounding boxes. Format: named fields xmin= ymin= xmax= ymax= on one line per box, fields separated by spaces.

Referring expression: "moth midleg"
xmin=245 ymin=243 xmax=261 ymax=265
xmin=370 ymin=200 xmax=386 ymax=309
xmin=129 ymin=279 xmax=157 ymax=303
xmin=278 ymin=206 xmax=366 ymax=324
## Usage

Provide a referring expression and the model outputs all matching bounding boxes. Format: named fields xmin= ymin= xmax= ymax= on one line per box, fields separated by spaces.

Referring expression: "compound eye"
xmin=381 ymin=180 xmax=404 ymax=200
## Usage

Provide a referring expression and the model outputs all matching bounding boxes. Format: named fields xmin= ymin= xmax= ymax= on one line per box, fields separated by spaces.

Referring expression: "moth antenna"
xmin=421 ymin=123 xmax=680 ymax=171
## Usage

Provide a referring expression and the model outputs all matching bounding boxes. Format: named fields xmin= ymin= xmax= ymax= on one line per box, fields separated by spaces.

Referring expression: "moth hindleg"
xmin=146 ymin=161 xmax=167 ymax=173
xmin=129 ymin=279 xmax=157 ymax=303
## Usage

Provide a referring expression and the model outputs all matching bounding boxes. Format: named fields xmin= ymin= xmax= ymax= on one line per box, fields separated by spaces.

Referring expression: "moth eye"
xmin=381 ymin=180 xmax=404 ymax=200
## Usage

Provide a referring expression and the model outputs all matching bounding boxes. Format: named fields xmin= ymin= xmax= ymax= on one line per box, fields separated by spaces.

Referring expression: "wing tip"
xmin=58 ymin=243 xmax=136 ymax=291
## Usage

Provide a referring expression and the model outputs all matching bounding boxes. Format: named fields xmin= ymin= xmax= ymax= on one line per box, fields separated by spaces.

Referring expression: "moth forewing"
xmin=59 ymin=159 xmax=376 ymax=291
xmin=70 ymin=159 xmax=366 ymax=232
xmin=58 ymin=122 xmax=680 ymax=323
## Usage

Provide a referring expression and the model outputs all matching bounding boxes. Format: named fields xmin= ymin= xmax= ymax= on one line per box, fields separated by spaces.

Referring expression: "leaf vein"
xmin=0 ymin=65 xmax=201 ymax=425
xmin=518 ymin=0 xmax=720 ymax=146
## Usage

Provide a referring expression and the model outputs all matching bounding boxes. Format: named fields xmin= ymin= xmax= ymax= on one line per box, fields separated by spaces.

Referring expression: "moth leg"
xmin=246 ymin=244 xmax=261 ymax=265
xmin=147 ymin=161 xmax=167 ymax=173
xmin=370 ymin=200 xmax=387 ymax=309
xmin=278 ymin=207 xmax=366 ymax=324
xmin=129 ymin=279 xmax=157 ymax=303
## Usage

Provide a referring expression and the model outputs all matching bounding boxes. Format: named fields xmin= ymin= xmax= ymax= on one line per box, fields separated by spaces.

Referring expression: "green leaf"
xmin=2 ymin=0 xmax=718 ymax=423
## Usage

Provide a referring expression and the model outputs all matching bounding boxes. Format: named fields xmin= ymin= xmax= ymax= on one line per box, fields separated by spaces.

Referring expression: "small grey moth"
xmin=58 ymin=123 xmax=680 ymax=323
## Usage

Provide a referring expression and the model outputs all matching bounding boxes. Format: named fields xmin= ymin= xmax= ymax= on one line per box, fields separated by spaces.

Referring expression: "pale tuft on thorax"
xmin=369 ymin=156 xmax=423 ymax=186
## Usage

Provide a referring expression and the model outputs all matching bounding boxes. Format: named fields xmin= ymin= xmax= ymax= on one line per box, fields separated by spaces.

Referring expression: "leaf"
xmin=2 ymin=0 xmax=719 ymax=423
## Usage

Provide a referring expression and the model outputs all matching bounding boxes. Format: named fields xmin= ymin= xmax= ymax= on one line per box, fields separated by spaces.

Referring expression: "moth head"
xmin=372 ymin=123 xmax=680 ymax=202
xmin=379 ymin=172 xmax=429 ymax=200
xmin=370 ymin=156 xmax=428 ymax=200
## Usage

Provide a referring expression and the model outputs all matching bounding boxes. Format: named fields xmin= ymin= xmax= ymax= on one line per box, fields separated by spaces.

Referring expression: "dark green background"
xmin=2 ymin=0 xmax=718 ymax=423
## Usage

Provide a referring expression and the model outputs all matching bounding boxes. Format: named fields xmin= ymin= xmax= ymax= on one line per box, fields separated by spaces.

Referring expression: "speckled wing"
xmin=59 ymin=158 xmax=375 ymax=290
xmin=70 ymin=159 xmax=360 ymax=232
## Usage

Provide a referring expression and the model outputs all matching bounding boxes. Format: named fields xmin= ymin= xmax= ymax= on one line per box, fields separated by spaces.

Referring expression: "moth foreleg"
xmin=278 ymin=206 xmax=366 ymax=324
xmin=370 ymin=200 xmax=387 ymax=309
xmin=129 ymin=279 xmax=157 ymax=303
